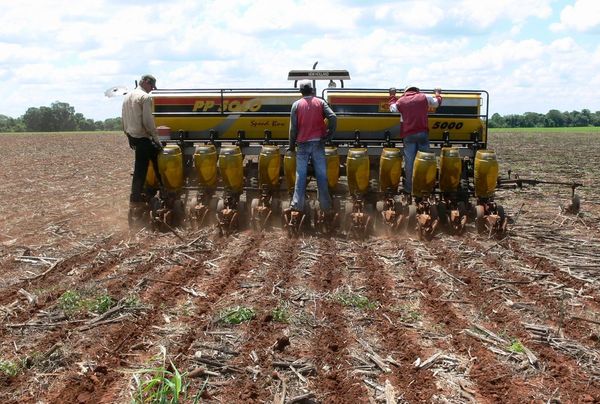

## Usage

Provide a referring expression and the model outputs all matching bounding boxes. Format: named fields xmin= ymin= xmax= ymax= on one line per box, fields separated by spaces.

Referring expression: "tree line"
xmin=489 ymin=109 xmax=600 ymax=128
xmin=0 ymin=101 xmax=122 ymax=132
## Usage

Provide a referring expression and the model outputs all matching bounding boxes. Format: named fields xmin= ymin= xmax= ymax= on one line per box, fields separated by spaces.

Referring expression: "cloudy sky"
xmin=1 ymin=0 xmax=599 ymax=120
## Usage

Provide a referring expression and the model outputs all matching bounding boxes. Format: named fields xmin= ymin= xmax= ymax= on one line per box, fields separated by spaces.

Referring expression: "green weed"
xmin=509 ymin=340 xmax=525 ymax=354
xmin=0 ymin=359 xmax=21 ymax=377
xmin=272 ymin=304 xmax=290 ymax=323
xmin=220 ymin=306 xmax=255 ymax=325
xmin=58 ymin=290 xmax=116 ymax=315
xmin=131 ymin=346 xmax=205 ymax=404
xmin=90 ymin=294 xmax=115 ymax=314
xmin=400 ymin=309 xmax=422 ymax=323
xmin=132 ymin=364 xmax=184 ymax=403
xmin=132 ymin=362 xmax=205 ymax=404
xmin=335 ymin=293 xmax=378 ymax=310
xmin=57 ymin=290 xmax=83 ymax=313
xmin=123 ymin=294 xmax=142 ymax=308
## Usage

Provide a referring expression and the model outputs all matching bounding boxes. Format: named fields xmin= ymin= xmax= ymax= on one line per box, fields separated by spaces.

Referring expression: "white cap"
xmin=298 ymin=80 xmax=313 ymax=90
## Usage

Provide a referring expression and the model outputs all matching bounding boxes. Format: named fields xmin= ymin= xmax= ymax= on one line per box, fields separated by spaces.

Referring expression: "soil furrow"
xmin=354 ymin=241 xmax=469 ymax=402
xmin=216 ymin=231 xmax=300 ymax=402
xmin=173 ymin=232 xmax=266 ymax=357
xmin=304 ymin=238 xmax=369 ymax=403
xmin=396 ymin=238 xmax=539 ymax=403
xmin=36 ymin=233 xmax=228 ymax=403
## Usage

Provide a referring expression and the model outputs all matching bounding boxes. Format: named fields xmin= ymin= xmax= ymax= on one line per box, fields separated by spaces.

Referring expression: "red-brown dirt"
xmin=0 ymin=131 xmax=599 ymax=403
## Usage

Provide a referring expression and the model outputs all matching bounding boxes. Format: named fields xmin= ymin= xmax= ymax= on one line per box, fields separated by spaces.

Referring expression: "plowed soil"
xmin=0 ymin=131 xmax=599 ymax=403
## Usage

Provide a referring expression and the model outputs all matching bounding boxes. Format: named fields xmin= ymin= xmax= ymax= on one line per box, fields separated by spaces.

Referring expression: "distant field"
xmin=490 ymin=126 xmax=600 ymax=134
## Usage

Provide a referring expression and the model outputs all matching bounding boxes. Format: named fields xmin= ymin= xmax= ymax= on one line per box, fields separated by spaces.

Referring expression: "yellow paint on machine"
xmin=155 ymin=116 xmax=291 ymax=139
xmin=412 ymin=151 xmax=437 ymax=197
xmin=439 ymin=147 xmax=462 ymax=193
xmin=218 ymin=145 xmax=244 ymax=193
xmin=153 ymin=91 xmax=486 ymax=142
xmin=158 ymin=145 xmax=184 ymax=192
xmin=155 ymin=115 xmax=484 ymax=142
xmin=258 ymin=145 xmax=281 ymax=189
xmin=283 ymin=150 xmax=296 ymax=193
xmin=346 ymin=148 xmax=370 ymax=195
xmin=193 ymin=144 xmax=218 ymax=189
xmin=474 ymin=150 xmax=499 ymax=198
xmin=325 ymin=146 xmax=340 ymax=189
xmin=379 ymin=148 xmax=402 ymax=192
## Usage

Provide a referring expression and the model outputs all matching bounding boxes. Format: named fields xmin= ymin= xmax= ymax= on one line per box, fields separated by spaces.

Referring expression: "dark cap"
xmin=140 ymin=74 xmax=157 ymax=89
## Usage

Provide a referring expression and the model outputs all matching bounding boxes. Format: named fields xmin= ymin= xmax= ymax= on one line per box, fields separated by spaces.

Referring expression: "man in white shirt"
xmin=122 ymin=74 xmax=162 ymax=224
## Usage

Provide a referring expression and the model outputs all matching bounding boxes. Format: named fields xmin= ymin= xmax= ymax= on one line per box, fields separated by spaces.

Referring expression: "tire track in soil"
xmin=431 ymin=237 xmax=600 ymax=402
xmin=217 ymin=232 xmax=300 ymax=402
xmin=305 ymin=238 xmax=369 ymax=403
xmin=41 ymin=234 xmax=232 ymax=403
xmin=396 ymin=238 xmax=539 ymax=403
xmin=353 ymin=242 xmax=457 ymax=403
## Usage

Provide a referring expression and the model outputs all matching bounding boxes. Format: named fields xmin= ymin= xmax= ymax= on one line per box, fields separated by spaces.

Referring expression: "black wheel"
xmin=457 ymin=201 xmax=467 ymax=216
xmin=496 ymin=204 xmax=507 ymax=234
xmin=496 ymin=204 xmax=505 ymax=221
xmin=128 ymin=207 xmax=147 ymax=231
xmin=437 ymin=203 xmax=448 ymax=226
xmin=237 ymin=200 xmax=247 ymax=230
xmin=429 ymin=204 xmax=438 ymax=220
xmin=475 ymin=205 xmax=486 ymax=234
xmin=229 ymin=211 xmax=239 ymax=234
xmin=406 ymin=204 xmax=417 ymax=233
xmin=172 ymin=199 xmax=185 ymax=228
xmin=568 ymin=195 xmax=581 ymax=214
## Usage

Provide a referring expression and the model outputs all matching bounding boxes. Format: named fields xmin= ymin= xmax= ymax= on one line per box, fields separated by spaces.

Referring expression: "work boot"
xmin=128 ymin=201 xmax=149 ymax=230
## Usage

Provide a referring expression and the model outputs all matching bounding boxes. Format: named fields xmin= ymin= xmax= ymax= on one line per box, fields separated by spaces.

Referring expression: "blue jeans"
xmin=403 ymin=131 xmax=429 ymax=193
xmin=291 ymin=141 xmax=332 ymax=211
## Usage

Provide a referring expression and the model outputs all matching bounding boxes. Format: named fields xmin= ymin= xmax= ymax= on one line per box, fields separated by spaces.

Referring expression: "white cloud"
xmin=551 ymin=0 xmax=600 ymax=32
xmin=0 ymin=0 xmax=598 ymax=119
xmin=0 ymin=43 xmax=58 ymax=64
xmin=451 ymin=0 xmax=552 ymax=30
xmin=373 ymin=2 xmax=445 ymax=30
